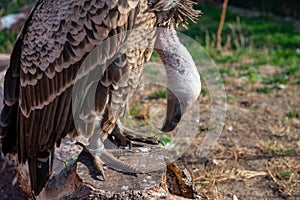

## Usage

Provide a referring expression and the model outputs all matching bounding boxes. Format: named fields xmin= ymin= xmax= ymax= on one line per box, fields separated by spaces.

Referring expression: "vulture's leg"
xmin=109 ymin=120 xmax=164 ymax=146
xmin=83 ymin=127 xmax=138 ymax=179
xmin=84 ymin=132 xmax=106 ymax=179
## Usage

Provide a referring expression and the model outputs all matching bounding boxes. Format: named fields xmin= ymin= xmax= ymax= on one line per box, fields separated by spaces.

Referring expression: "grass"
xmin=0 ymin=30 xmax=16 ymax=53
xmin=129 ymin=102 xmax=144 ymax=119
xmin=256 ymin=86 xmax=273 ymax=93
xmin=0 ymin=0 xmax=36 ymax=53
xmin=181 ymin=4 xmax=300 ymax=91
xmin=156 ymin=134 xmax=171 ymax=145
xmin=286 ymin=110 xmax=300 ymax=119
xmin=147 ymin=88 xmax=166 ymax=100
xmin=263 ymin=75 xmax=288 ymax=85
xmin=262 ymin=65 xmax=299 ymax=85
xmin=219 ymin=67 xmax=235 ymax=77
xmin=277 ymin=170 xmax=293 ymax=180
xmin=184 ymin=4 xmax=300 ymax=49
xmin=201 ymin=88 xmax=208 ymax=95
xmin=240 ymin=66 xmax=263 ymax=85
xmin=262 ymin=141 xmax=296 ymax=156
xmin=219 ymin=95 xmax=235 ymax=102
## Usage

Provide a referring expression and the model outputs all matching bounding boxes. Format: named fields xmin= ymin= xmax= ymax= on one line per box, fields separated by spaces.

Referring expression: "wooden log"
xmin=19 ymin=138 xmax=200 ymax=199
xmin=36 ymin=139 xmax=168 ymax=199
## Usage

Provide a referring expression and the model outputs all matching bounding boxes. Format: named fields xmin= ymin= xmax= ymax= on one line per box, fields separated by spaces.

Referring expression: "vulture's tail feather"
xmin=29 ymin=150 xmax=54 ymax=195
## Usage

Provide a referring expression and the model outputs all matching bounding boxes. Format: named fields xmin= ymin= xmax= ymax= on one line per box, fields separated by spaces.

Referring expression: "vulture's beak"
xmin=160 ymin=88 xmax=183 ymax=132
xmin=155 ymin=28 xmax=201 ymax=132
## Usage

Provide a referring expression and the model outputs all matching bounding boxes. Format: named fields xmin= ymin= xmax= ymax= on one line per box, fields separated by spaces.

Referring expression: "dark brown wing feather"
xmin=1 ymin=0 xmax=142 ymax=194
xmin=0 ymin=0 xmax=43 ymax=155
xmin=101 ymin=3 xmax=157 ymax=134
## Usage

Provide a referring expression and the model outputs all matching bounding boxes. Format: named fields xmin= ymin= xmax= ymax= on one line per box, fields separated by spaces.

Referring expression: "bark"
xmin=16 ymin=138 xmax=200 ymax=199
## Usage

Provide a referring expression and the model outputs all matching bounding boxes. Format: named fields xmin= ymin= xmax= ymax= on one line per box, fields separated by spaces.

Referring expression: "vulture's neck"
xmin=155 ymin=28 xmax=201 ymax=132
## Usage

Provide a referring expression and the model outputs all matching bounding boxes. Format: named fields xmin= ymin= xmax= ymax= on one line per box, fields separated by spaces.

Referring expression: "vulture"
xmin=0 ymin=0 xmax=201 ymax=195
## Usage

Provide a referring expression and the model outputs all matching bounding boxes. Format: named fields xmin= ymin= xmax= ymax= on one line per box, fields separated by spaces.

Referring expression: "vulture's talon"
xmin=112 ymin=121 xmax=162 ymax=146
xmin=78 ymin=142 xmax=106 ymax=180
xmin=93 ymin=155 xmax=106 ymax=181
xmin=157 ymin=138 xmax=166 ymax=146
xmin=127 ymin=139 xmax=133 ymax=149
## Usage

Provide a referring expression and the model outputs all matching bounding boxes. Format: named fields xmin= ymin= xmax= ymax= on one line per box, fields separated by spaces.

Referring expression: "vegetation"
xmin=0 ymin=30 xmax=16 ymax=53
xmin=181 ymin=4 xmax=300 ymax=92
xmin=147 ymin=88 xmax=166 ymax=100
xmin=0 ymin=0 xmax=35 ymax=17
xmin=0 ymin=0 xmax=36 ymax=53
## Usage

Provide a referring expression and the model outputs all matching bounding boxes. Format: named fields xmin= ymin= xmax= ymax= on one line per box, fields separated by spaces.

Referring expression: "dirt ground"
xmin=0 ymin=156 xmax=27 ymax=200
xmin=125 ymin=62 xmax=300 ymax=200
xmin=0 ymin=61 xmax=299 ymax=200
xmin=180 ymin=64 xmax=300 ymax=200
xmin=0 ymin=66 xmax=300 ymax=200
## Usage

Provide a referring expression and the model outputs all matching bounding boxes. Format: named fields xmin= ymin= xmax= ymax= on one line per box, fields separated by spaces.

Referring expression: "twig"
xmin=266 ymin=161 xmax=289 ymax=195
xmin=217 ymin=0 xmax=229 ymax=50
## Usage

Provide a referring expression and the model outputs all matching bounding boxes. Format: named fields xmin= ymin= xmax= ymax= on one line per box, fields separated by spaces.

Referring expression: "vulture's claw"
xmin=93 ymin=154 xmax=106 ymax=180
xmin=111 ymin=121 xmax=164 ymax=146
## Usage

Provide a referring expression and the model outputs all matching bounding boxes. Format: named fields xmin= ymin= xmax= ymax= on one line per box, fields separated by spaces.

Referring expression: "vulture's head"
xmin=149 ymin=0 xmax=201 ymax=132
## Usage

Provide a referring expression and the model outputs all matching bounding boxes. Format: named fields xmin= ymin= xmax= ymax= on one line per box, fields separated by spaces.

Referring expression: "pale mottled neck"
xmin=155 ymin=28 xmax=201 ymax=113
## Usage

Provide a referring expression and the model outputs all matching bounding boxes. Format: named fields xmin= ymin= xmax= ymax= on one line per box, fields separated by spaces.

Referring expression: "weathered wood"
xmin=22 ymin=137 xmax=199 ymax=199
xmin=37 ymin=139 xmax=167 ymax=200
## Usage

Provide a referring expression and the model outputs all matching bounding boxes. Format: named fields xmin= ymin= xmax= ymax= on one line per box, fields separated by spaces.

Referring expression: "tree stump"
xmin=18 ymin=138 xmax=199 ymax=200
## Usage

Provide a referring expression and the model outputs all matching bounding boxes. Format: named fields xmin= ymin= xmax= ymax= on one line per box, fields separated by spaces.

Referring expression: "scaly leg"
xmin=83 ymin=130 xmax=138 ymax=179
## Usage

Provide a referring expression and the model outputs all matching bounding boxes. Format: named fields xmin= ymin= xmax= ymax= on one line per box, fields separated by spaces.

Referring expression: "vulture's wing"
xmin=0 ymin=0 xmax=142 ymax=194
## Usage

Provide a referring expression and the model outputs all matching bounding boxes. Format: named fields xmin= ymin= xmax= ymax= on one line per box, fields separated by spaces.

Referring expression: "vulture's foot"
xmin=110 ymin=121 xmax=164 ymax=147
xmin=81 ymin=143 xmax=138 ymax=179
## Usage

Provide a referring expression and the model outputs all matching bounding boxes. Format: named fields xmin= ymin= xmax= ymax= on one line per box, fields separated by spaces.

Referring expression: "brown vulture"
xmin=0 ymin=0 xmax=201 ymax=195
